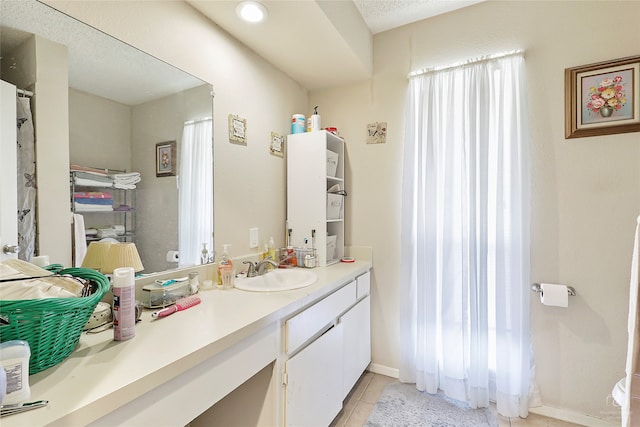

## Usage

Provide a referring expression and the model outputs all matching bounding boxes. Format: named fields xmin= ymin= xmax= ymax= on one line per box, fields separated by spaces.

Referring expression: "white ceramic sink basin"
xmin=234 ymin=269 xmax=318 ymax=292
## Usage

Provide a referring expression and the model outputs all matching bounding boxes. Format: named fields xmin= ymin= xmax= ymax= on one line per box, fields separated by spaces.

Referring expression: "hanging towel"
xmin=72 ymin=213 xmax=88 ymax=267
xmin=622 ymin=215 xmax=640 ymax=427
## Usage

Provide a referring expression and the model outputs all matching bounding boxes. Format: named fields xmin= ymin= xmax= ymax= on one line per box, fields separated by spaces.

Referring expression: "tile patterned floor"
xmin=331 ymin=372 xmax=584 ymax=427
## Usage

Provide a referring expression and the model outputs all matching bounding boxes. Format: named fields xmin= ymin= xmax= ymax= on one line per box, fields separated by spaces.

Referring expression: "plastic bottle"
xmin=268 ymin=237 xmax=276 ymax=260
xmin=217 ymin=244 xmax=233 ymax=287
xmin=113 ymin=267 xmax=136 ymax=341
xmin=201 ymin=243 xmax=209 ymax=265
xmin=0 ymin=340 xmax=30 ymax=405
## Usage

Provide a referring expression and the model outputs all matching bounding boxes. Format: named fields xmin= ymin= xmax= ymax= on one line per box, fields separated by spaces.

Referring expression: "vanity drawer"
xmin=286 ymin=280 xmax=356 ymax=354
xmin=356 ymin=271 xmax=370 ymax=300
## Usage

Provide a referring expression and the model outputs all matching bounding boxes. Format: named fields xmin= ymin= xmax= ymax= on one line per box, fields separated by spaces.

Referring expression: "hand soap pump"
xmin=217 ymin=244 xmax=233 ymax=287
xmin=309 ymin=105 xmax=321 ymax=132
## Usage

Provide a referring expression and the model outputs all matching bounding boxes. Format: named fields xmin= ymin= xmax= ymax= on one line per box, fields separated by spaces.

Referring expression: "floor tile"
xmin=359 ymin=373 xmax=395 ymax=404
xmin=344 ymin=402 xmax=375 ymax=427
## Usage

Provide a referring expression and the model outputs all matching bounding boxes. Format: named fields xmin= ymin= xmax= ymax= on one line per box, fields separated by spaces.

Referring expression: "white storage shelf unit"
xmin=287 ymin=130 xmax=345 ymax=266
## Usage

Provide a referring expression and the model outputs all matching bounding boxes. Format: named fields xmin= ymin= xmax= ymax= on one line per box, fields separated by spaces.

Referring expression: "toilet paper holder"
xmin=531 ymin=283 xmax=576 ymax=296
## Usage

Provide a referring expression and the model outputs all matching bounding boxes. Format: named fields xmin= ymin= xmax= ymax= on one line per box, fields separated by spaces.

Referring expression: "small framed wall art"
xmin=565 ymin=55 xmax=640 ymax=138
xmin=270 ymin=132 xmax=284 ymax=157
xmin=228 ymin=114 xmax=247 ymax=145
xmin=156 ymin=141 xmax=176 ymax=177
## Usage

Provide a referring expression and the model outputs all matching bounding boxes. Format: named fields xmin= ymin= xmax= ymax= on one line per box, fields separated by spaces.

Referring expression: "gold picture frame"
xmin=565 ymin=55 xmax=640 ymax=138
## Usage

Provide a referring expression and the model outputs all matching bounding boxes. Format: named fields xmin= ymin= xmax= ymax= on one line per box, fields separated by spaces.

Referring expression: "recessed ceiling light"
xmin=236 ymin=1 xmax=268 ymax=23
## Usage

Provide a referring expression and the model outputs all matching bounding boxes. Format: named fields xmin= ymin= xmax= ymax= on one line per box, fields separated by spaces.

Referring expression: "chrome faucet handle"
xmin=256 ymin=259 xmax=279 ymax=275
xmin=243 ymin=261 xmax=257 ymax=277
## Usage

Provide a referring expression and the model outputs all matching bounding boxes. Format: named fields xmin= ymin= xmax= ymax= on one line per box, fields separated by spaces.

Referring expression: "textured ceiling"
xmin=1 ymin=0 xmax=485 ymax=99
xmin=353 ymin=0 xmax=484 ymax=34
xmin=191 ymin=0 xmax=485 ymax=90
xmin=0 ymin=0 xmax=204 ymax=105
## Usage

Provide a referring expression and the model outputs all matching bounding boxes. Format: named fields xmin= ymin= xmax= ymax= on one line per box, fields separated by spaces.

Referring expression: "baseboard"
xmin=529 ymin=405 xmax=620 ymax=427
xmin=367 ymin=363 xmax=399 ymax=379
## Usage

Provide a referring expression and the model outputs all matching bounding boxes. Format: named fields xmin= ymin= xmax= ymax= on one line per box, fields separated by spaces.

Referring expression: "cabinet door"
xmin=341 ymin=296 xmax=371 ymax=398
xmin=285 ymin=323 xmax=344 ymax=427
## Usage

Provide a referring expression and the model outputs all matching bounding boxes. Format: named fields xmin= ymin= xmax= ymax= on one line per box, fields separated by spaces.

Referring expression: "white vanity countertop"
xmin=2 ymin=259 xmax=371 ymax=427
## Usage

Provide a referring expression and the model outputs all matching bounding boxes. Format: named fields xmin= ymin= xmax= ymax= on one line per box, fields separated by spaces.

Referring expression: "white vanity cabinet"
xmin=287 ymin=130 xmax=345 ymax=266
xmin=283 ymin=271 xmax=371 ymax=427
xmin=341 ymin=271 xmax=371 ymax=397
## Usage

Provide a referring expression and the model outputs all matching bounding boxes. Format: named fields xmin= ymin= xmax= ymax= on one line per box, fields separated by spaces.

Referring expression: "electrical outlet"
xmin=249 ymin=227 xmax=259 ymax=248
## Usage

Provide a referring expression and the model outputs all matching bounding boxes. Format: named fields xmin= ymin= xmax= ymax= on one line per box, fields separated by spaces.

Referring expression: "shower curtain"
xmin=16 ymin=95 xmax=36 ymax=261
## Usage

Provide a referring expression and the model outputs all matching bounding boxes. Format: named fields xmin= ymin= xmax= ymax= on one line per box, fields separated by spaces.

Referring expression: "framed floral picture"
xmin=565 ymin=55 xmax=640 ymax=138
xmin=156 ymin=141 xmax=176 ymax=177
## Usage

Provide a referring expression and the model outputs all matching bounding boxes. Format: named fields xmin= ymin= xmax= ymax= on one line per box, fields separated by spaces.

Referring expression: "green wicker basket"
xmin=0 ymin=268 xmax=110 ymax=374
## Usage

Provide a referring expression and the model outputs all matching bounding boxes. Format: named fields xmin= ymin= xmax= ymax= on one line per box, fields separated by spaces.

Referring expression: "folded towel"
xmin=112 ymin=172 xmax=141 ymax=179
xmin=114 ymin=183 xmax=137 ymax=189
xmin=70 ymin=164 xmax=110 ymax=175
xmin=72 ymin=213 xmax=87 ymax=267
xmin=74 ymin=177 xmax=113 ymax=188
xmin=74 ymin=202 xmax=113 ymax=212
xmin=74 ymin=197 xmax=113 ymax=206
xmin=74 ymin=191 xmax=112 ymax=199
xmin=96 ymin=228 xmax=118 ymax=238
xmin=74 ymin=171 xmax=114 ymax=183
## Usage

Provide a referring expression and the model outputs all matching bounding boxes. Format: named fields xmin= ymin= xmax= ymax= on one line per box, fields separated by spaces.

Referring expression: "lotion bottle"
xmin=113 ymin=267 xmax=136 ymax=341
xmin=217 ymin=244 xmax=233 ymax=287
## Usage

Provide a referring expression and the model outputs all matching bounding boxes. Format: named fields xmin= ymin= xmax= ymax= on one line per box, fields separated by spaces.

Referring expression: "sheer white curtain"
xmin=399 ymin=53 xmax=531 ymax=417
xmin=178 ymin=118 xmax=213 ymax=267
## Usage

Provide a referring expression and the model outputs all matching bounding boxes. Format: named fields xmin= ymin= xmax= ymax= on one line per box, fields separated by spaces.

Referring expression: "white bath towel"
xmin=623 ymin=215 xmax=640 ymax=427
xmin=72 ymin=213 xmax=87 ymax=267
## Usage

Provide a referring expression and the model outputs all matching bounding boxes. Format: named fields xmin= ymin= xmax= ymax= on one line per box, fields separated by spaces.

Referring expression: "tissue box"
xmin=326 ymin=150 xmax=339 ymax=177
xmin=327 ymin=193 xmax=343 ymax=220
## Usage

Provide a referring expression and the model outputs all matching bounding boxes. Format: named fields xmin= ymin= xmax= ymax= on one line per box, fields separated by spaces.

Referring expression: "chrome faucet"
xmin=243 ymin=258 xmax=279 ymax=277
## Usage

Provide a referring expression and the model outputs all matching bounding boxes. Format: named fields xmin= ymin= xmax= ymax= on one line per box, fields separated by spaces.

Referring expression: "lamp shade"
xmin=81 ymin=241 xmax=114 ymax=271
xmin=101 ymin=243 xmax=144 ymax=274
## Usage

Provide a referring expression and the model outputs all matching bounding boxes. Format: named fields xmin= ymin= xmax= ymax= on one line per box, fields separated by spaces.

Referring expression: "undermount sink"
xmin=234 ymin=269 xmax=318 ymax=292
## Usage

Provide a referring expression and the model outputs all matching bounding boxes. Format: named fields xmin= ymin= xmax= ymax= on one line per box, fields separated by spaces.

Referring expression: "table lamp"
xmin=81 ymin=241 xmax=114 ymax=271
xmin=100 ymin=242 xmax=144 ymax=274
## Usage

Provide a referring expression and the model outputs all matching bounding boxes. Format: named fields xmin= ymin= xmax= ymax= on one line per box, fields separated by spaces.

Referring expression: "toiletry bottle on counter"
xmin=217 ymin=244 xmax=233 ymax=287
xmin=308 ymin=106 xmax=321 ymax=132
xmin=0 ymin=340 xmax=30 ymax=405
xmin=292 ymin=114 xmax=305 ymax=134
xmin=268 ymin=236 xmax=276 ymax=260
xmin=113 ymin=267 xmax=136 ymax=341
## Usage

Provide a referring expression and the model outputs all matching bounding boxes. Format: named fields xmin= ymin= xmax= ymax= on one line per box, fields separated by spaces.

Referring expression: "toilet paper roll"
xmin=540 ymin=283 xmax=569 ymax=307
xmin=166 ymin=250 xmax=180 ymax=263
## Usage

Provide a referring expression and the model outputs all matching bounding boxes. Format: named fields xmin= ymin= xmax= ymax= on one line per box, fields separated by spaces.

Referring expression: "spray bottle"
xmin=113 ymin=267 xmax=136 ymax=341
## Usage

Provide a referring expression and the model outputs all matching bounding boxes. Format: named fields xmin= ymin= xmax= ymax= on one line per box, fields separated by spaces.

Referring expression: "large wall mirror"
xmin=1 ymin=0 xmax=214 ymax=274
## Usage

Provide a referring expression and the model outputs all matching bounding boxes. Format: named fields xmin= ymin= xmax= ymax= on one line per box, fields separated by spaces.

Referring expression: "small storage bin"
xmin=327 ymin=193 xmax=343 ymax=220
xmin=326 ymin=150 xmax=339 ymax=177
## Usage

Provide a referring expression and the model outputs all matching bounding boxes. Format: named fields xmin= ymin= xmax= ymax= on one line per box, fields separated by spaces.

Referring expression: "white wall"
xmin=46 ymin=0 xmax=308 ymax=260
xmin=69 ymin=88 xmax=131 ymax=171
xmin=310 ymin=0 xmax=640 ymax=420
